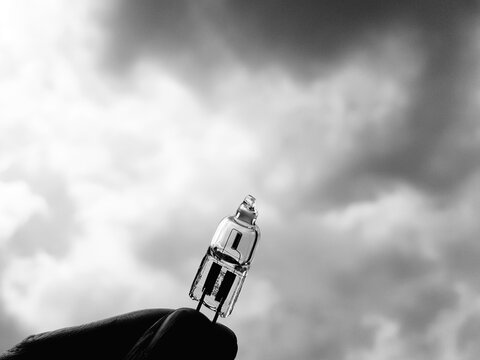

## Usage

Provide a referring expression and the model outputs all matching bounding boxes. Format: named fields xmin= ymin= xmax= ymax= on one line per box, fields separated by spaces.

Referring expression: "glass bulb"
xmin=189 ymin=195 xmax=261 ymax=319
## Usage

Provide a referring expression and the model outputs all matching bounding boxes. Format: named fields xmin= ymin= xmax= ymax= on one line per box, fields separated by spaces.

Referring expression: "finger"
xmin=125 ymin=308 xmax=238 ymax=360
xmin=1 ymin=309 xmax=174 ymax=360
xmin=211 ymin=321 xmax=238 ymax=360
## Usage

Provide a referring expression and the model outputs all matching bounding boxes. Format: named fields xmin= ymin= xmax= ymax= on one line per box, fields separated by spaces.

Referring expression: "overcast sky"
xmin=1 ymin=1 xmax=480 ymax=359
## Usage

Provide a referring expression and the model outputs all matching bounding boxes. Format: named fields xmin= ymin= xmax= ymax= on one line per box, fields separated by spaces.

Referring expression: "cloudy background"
xmin=1 ymin=0 xmax=480 ymax=359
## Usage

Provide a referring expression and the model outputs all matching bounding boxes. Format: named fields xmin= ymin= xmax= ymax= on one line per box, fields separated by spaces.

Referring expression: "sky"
xmin=1 ymin=1 xmax=480 ymax=359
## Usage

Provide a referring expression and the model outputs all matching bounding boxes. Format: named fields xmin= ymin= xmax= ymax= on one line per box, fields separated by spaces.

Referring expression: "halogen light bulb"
xmin=189 ymin=195 xmax=261 ymax=322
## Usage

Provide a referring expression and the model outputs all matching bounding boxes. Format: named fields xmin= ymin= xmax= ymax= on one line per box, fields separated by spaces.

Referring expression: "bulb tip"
xmin=244 ymin=195 xmax=256 ymax=210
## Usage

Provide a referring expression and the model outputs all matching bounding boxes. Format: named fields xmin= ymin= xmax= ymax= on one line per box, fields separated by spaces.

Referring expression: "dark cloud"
xmin=299 ymin=11 xmax=479 ymax=207
xmin=444 ymin=238 xmax=480 ymax=289
xmin=232 ymin=243 xmax=459 ymax=359
xmin=104 ymin=0 xmax=480 ymax=207
xmin=346 ymin=15 xmax=480 ymax=198
xmin=333 ymin=248 xmax=457 ymax=336
xmin=102 ymin=0 xmax=226 ymax=85
xmin=3 ymin=2 xmax=480 ymax=359
xmin=132 ymin=174 xmax=480 ymax=359
xmin=458 ymin=315 xmax=480 ymax=357
xmin=228 ymin=212 xmax=463 ymax=359
xmin=104 ymin=0 xmax=477 ymax=78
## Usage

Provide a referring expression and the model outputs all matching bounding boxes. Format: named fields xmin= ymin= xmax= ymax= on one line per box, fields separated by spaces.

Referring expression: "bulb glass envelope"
xmin=189 ymin=195 xmax=261 ymax=319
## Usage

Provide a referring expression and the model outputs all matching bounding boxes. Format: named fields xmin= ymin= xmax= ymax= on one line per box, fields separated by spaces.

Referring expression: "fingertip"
xmin=137 ymin=308 xmax=238 ymax=359
xmin=211 ymin=322 xmax=238 ymax=360
xmin=172 ymin=308 xmax=237 ymax=359
xmin=170 ymin=307 xmax=210 ymax=323
xmin=169 ymin=308 xmax=238 ymax=359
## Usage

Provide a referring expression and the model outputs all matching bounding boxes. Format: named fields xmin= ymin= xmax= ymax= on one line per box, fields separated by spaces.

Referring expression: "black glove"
xmin=1 ymin=308 xmax=237 ymax=360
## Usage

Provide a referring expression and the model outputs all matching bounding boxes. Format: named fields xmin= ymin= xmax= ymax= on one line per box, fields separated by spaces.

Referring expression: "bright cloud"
xmin=0 ymin=181 xmax=47 ymax=243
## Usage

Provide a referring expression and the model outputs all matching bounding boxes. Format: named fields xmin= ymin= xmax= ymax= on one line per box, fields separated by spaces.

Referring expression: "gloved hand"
xmin=1 ymin=308 xmax=237 ymax=360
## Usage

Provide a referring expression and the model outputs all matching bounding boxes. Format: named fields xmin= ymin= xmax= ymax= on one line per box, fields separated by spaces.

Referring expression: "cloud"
xmin=4 ymin=172 xmax=78 ymax=257
xmin=103 ymin=0 xmax=480 ymax=206
xmin=0 ymin=181 xmax=47 ymax=245
xmin=230 ymin=179 xmax=480 ymax=359
xmin=104 ymin=0 xmax=478 ymax=77
xmin=458 ymin=315 xmax=480 ymax=359
xmin=0 ymin=233 xmax=184 ymax=332
xmin=2 ymin=1 xmax=480 ymax=360
xmin=0 ymin=1 xmax=268 ymax=347
xmin=0 ymin=308 xmax=24 ymax=353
